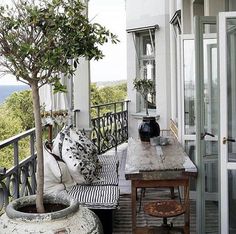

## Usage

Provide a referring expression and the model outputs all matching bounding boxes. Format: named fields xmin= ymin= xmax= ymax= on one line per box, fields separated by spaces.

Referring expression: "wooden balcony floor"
xmin=109 ymin=143 xmax=219 ymax=234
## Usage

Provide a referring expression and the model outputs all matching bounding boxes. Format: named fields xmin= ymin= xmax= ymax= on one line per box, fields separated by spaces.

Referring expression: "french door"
xmin=195 ymin=12 xmax=236 ymax=233
xmin=195 ymin=16 xmax=219 ymax=233
xmin=219 ymin=12 xmax=236 ymax=234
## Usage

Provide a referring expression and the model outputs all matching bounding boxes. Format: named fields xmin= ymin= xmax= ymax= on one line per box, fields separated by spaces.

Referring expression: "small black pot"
xmin=138 ymin=116 xmax=160 ymax=142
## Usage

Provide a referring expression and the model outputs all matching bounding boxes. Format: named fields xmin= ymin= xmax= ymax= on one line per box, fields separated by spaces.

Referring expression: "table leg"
xmin=184 ymin=178 xmax=190 ymax=234
xmin=131 ymin=181 xmax=137 ymax=233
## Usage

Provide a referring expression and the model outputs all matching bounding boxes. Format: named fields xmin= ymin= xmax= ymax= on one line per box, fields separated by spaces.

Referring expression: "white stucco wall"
xmin=126 ymin=0 xmax=171 ymax=139
xmin=204 ymin=0 xmax=226 ymax=16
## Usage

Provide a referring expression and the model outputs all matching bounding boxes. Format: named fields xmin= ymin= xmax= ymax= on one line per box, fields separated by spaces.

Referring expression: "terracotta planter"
xmin=0 ymin=194 xmax=103 ymax=234
xmin=138 ymin=116 xmax=160 ymax=142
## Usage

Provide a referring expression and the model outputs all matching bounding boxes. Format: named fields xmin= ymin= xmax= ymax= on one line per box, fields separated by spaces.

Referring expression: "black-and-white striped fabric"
xmin=96 ymin=164 xmax=118 ymax=173
xmin=68 ymin=185 xmax=119 ymax=209
xmin=98 ymin=154 xmax=119 ymax=168
xmin=92 ymin=171 xmax=119 ymax=186
xmin=93 ymin=154 xmax=119 ymax=185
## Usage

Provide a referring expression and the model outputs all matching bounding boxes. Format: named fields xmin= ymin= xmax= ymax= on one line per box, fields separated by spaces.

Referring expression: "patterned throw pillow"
xmin=51 ymin=125 xmax=70 ymax=158
xmin=60 ymin=134 xmax=98 ymax=184
xmin=69 ymin=128 xmax=101 ymax=169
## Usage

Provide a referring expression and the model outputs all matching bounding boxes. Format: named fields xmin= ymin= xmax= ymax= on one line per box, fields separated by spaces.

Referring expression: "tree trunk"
xmin=31 ymin=82 xmax=45 ymax=213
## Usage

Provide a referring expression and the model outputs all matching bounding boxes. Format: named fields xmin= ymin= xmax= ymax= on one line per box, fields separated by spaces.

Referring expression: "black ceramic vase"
xmin=138 ymin=116 xmax=160 ymax=142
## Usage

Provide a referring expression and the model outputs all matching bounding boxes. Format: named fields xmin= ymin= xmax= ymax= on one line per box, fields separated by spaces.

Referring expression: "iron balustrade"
xmin=91 ymin=101 xmax=129 ymax=154
xmin=0 ymin=128 xmax=36 ymax=213
xmin=0 ymin=101 xmax=129 ymax=212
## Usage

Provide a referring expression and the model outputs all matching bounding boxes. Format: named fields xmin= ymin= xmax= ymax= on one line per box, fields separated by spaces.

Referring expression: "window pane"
xmin=140 ymin=60 xmax=156 ymax=108
xmin=141 ymin=60 xmax=155 ymax=80
xmin=142 ymin=35 xmax=155 ymax=56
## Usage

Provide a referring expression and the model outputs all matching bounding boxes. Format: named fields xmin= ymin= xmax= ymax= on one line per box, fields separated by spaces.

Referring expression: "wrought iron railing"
xmin=90 ymin=101 xmax=129 ymax=154
xmin=0 ymin=101 xmax=129 ymax=212
xmin=0 ymin=128 xmax=37 ymax=213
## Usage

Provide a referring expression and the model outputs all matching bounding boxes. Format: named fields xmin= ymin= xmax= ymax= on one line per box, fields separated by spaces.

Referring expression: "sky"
xmin=89 ymin=0 xmax=126 ymax=82
xmin=0 ymin=0 xmax=126 ymax=85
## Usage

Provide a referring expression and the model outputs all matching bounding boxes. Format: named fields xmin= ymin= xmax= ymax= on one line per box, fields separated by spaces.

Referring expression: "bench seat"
xmin=67 ymin=153 xmax=120 ymax=234
xmin=68 ymin=184 xmax=119 ymax=209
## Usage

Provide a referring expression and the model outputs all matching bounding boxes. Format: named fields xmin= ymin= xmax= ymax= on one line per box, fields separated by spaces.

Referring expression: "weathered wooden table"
xmin=125 ymin=137 xmax=197 ymax=234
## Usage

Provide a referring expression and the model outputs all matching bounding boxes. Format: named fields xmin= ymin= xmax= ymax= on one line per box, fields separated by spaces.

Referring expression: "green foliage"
xmin=133 ymin=78 xmax=154 ymax=98
xmin=0 ymin=90 xmax=34 ymax=169
xmin=90 ymin=82 xmax=127 ymax=118
xmin=5 ymin=90 xmax=34 ymax=130
xmin=0 ymin=0 xmax=119 ymax=91
xmin=0 ymin=103 xmax=31 ymax=169
xmin=91 ymin=82 xmax=127 ymax=105
xmin=133 ymin=78 xmax=154 ymax=115
xmin=0 ymin=104 xmax=23 ymax=141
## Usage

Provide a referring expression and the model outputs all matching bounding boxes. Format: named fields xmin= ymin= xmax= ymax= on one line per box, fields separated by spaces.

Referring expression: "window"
xmin=136 ymin=31 xmax=156 ymax=109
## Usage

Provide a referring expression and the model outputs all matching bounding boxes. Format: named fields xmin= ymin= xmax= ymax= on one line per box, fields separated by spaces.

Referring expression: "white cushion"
xmin=43 ymin=143 xmax=75 ymax=194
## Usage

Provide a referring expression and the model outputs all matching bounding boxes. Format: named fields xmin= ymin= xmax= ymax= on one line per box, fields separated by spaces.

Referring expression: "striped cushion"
xmin=92 ymin=171 xmax=119 ymax=186
xmin=93 ymin=155 xmax=119 ymax=185
xmin=98 ymin=154 xmax=119 ymax=167
xmin=96 ymin=164 xmax=117 ymax=173
xmin=68 ymin=185 xmax=119 ymax=209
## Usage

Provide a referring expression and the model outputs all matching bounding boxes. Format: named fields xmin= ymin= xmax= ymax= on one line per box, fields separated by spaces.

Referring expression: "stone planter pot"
xmin=138 ymin=116 xmax=160 ymax=142
xmin=0 ymin=194 xmax=103 ymax=234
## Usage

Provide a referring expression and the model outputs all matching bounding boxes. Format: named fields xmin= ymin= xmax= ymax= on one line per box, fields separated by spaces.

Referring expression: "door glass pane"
xmin=203 ymin=38 xmax=217 ymax=135
xmin=227 ymin=18 xmax=236 ymax=163
xmin=228 ymin=170 xmax=236 ymax=233
xmin=226 ymin=17 xmax=236 ymax=234
xmin=202 ymin=24 xmax=219 ymax=233
xmin=183 ymin=39 xmax=195 ymax=134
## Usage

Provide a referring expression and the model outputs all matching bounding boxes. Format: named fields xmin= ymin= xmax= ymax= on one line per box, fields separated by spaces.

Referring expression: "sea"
xmin=0 ymin=85 xmax=30 ymax=104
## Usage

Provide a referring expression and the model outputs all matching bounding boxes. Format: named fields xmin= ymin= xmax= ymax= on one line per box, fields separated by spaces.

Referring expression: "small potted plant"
xmin=133 ymin=77 xmax=160 ymax=142
xmin=133 ymin=77 xmax=154 ymax=116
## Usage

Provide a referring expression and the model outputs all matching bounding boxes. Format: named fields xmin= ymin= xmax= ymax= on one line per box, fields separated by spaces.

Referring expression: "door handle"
xmin=223 ymin=137 xmax=236 ymax=144
xmin=201 ymin=132 xmax=215 ymax=140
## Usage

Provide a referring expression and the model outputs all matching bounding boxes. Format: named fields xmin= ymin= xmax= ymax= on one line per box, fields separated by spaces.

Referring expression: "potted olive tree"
xmin=0 ymin=0 xmax=118 ymax=232
xmin=133 ymin=77 xmax=160 ymax=142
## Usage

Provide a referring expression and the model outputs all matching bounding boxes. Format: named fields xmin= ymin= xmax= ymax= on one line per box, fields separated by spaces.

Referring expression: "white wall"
xmin=204 ymin=0 xmax=226 ymax=16
xmin=126 ymin=0 xmax=171 ymax=139
xmin=126 ymin=0 xmax=167 ymax=29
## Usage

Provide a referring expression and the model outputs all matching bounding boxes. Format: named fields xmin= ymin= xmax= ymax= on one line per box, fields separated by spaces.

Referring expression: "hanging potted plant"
xmin=0 ymin=0 xmax=118 ymax=232
xmin=133 ymin=77 xmax=160 ymax=142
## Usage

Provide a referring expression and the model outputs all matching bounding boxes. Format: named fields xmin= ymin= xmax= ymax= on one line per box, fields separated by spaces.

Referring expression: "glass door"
xmin=195 ymin=16 xmax=219 ymax=233
xmin=219 ymin=12 xmax=236 ymax=234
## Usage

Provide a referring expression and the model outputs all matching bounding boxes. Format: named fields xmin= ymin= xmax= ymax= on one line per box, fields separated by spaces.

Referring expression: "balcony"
xmin=0 ymin=101 xmax=218 ymax=233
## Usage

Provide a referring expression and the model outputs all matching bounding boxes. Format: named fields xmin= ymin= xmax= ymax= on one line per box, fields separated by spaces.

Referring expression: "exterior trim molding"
xmin=126 ymin=24 xmax=159 ymax=33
